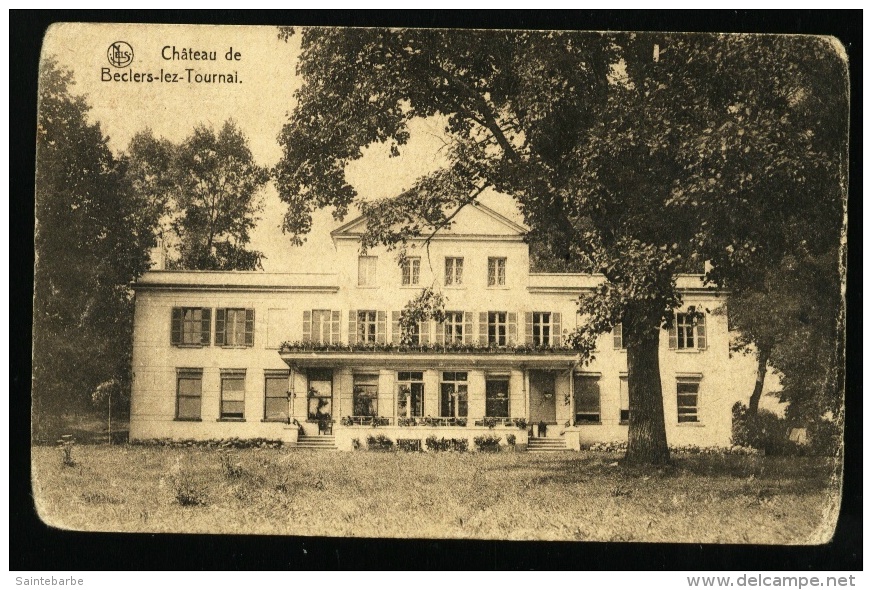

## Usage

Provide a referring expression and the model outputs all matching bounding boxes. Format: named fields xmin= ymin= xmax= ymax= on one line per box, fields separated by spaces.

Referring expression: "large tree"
xmin=275 ymin=29 xmax=846 ymax=464
xmin=122 ymin=122 xmax=269 ymax=271
xmin=34 ymin=58 xmax=156 ymax=436
xmin=727 ymin=246 xmax=842 ymax=418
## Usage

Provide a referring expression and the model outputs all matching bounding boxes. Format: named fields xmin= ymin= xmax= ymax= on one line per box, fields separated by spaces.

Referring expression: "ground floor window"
xmin=176 ymin=369 xmax=202 ymax=420
xmin=397 ymin=371 xmax=424 ymax=417
xmin=619 ymin=376 xmax=630 ymax=424
xmin=263 ymin=371 xmax=289 ymax=422
xmin=485 ymin=379 xmax=510 ymax=418
xmin=574 ymin=374 xmax=601 ymax=424
xmin=677 ymin=379 xmax=701 ymax=423
xmin=307 ymin=368 xmax=333 ymax=420
xmin=440 ymin=371 xmax=468 ymax=418
xmin=220 ymin=369 xmax=246 ymax=419
xmin=353 ymin=373 xmax=379 ymax=417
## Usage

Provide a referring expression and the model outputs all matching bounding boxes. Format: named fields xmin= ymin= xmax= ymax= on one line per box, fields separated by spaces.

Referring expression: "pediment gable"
xmin=331 ymin=202 xmax=528 ymax=240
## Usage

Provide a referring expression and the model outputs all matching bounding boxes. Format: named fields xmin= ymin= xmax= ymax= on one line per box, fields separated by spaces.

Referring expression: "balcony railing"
xmin=279 ymin=341 xmax=579 ymax=355
xmin=337 ymin=416 xmax=528 ymax=429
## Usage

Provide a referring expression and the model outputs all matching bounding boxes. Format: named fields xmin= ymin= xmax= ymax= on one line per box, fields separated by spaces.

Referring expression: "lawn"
xmin=31 ymin=444 xmax=841 ymax=543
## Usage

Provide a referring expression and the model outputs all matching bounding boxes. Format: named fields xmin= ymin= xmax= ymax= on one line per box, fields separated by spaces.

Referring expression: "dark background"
xmin=10 ymin=10 xmax=862 ymax=571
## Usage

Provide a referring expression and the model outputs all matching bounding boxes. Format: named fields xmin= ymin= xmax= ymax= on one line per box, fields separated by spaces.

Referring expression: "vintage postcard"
xmin=32 ymin=22 xmax=848 ymax=543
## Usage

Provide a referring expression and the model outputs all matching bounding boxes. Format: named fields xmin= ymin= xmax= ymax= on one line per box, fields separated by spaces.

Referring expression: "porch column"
xmin=568 ymin=365 xmax=575 ymax=426
xmin=523 ymin=368 xmax=530 ymax=421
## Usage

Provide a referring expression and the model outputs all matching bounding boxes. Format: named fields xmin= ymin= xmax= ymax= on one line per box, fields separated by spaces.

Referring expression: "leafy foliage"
xmin=276 ymin=30 xmax=846 ymax=464
xmin=34 ymin=58 xmax=156 ymax=435
xmin=123 ymin=121 xmax=269 ymax=270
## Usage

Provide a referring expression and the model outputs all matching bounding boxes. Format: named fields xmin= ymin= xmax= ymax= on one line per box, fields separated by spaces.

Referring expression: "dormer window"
xmin=401 ymin=257 xmax=421 ymax=286
xmin=358 ymin=256 xmax=377 ymax=287
xmin=487 ymin=257 xmax=506 ymax=287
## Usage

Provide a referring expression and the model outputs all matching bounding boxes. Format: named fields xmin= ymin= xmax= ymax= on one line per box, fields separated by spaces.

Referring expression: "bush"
xmin=474 ymin=435 xmax=502 ymax=452
xmin=425 ymin=436 xmax=468 ymax=452
xmin=219 ymin=453 xmax=244 ymax=479
xmin=397 ymin=439 xmax=422 ymax=452
xmin=366 ymin=434 xmax=394 ymax=451
xmin=351 ymin=438 xmax=361 ymax=450
xmin=171 ymin=473 xmax=208 ymax=507
xmin=131 ymin=437 xmax=283 ymax=449
xmin=506 ymin=434 xmax=516 ymax=447
xmin=732 ymin=403 xmax=792 ymax=455
xmin=808 ymin=419 xmax=842 ymax=457
xmin=513 ymin=418 xmax=527 ymax=430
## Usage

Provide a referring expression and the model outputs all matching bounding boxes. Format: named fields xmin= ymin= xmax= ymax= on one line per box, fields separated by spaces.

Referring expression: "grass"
xmin=31 ymin=445 xmax=841 ymax=543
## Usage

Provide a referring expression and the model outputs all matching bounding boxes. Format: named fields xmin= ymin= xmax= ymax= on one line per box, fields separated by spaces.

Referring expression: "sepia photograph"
xmin=28 ymin=19 xmax=850 ymax=549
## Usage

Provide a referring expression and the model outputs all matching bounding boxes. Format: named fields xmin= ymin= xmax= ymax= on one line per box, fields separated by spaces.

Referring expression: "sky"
xmin=43 ymin=23 xmax=520 ymax=272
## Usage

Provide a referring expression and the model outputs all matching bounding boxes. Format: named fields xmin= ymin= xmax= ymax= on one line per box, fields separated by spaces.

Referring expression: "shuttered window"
xmin=613 ymin=323 xmax=625 ymax=350
xmin=305 ymin=310 xmax=340 ymax=344
xmin=215 ymin=308 xmax=254 ymax=346
xmin=171 ymin=307 xmax=211 ymax=346
xmin=443 ymin=311 xmax=464 ymax=344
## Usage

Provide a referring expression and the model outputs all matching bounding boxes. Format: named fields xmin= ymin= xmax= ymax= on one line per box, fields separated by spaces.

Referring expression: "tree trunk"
xmin=625 ymin=331 xmax=670 ymax=465
xmin=748 ymin=349 xmax=769 ymax=415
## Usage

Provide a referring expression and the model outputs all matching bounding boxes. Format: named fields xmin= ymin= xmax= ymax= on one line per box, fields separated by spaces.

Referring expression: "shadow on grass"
xmin=487 ymin=451 xmax=839 ymax=494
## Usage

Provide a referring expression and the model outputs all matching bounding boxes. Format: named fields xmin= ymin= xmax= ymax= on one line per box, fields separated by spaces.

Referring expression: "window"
xmin=670 ymin=312 xmax=707 ymax=350
xmin=358 ymin=256 xmax=377 ymax=286
xmin=533 ymin=312 xmax=551 ymax=346
xmin=574 ymin=375 xmax=601 ymax=424
xmin=488 ymin=312 xmax=507 ymax=346
xmin=619 ymin=376 xmax=630 ymax=424
xmin=220 ymin=370 xmax=246 ymax=420
xmin=401 ymin=257 xmax=420 ymax=286
xmin=613 ymin=323 xmax=625 ymax=350
xmin=310 ymin=310 xmax=333 ymax=343
xmin=440 ymin=371 xmax=468 ymax=418
xmin=216 ymin=308 xmax=254 ymax=346
xmin=677 ymin=379 xmax=701 ymax=423
xmin=405 ymin=321 xmax=421 ymax=345
xmin=263 ymin=371 xmax=289 ymax=422
xmin=443 ymin=311 xmax=464 ymax=344
xmin=397 ymin=371 xmax=424 ymax=418
xmin=393 ymin=311 xmax=427 ymax=345
xmin=307 ymin=369 xmax=333 ymax=420
xmin=445 ymin=257 xmax=463 ymax=286
xmin=486 ymin=379 xmax=510 ymax=418
xmin=357 ymin=310 xmax=377 ymax=343
xmin=176 ymin=369 xmax=202 ymax=420
xmin=171 ymin=307 xmax=211 ymax=346
xmin=487 ymin=257 xmax=506 ymax=286
xmin=353 ymin=374 xmax=379 ymax=417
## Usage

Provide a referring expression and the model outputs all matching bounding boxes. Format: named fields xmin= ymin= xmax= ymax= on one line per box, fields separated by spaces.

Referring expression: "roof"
xmin=330 ymin=201 xmax=529 ymax=243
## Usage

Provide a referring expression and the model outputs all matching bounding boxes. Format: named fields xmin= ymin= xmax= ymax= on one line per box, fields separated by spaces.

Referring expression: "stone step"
xmin=296 ymin=435 xmax=337 ymax=448
xmin=527 ymin=439 xmax=567 ymax=452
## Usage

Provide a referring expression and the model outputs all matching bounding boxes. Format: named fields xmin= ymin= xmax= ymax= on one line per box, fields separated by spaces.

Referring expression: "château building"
xmin=129 ymin=203 xmax=736 ymax=451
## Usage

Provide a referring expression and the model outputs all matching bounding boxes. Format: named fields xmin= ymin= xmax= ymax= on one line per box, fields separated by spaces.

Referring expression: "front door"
xmin=529 ymin=370 xmax=557 ymax=429
xmin=307 ymin=368 xmax=333 ymax=422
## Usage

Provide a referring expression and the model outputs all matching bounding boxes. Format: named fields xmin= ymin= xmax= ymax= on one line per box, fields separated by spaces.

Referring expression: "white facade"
xmin=130 ymin=204 xmax=737 ymax=450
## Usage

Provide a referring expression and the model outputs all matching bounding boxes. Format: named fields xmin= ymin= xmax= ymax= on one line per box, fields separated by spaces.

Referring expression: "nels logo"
xmin=107 ymin=41 xmax=134 ymax=68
